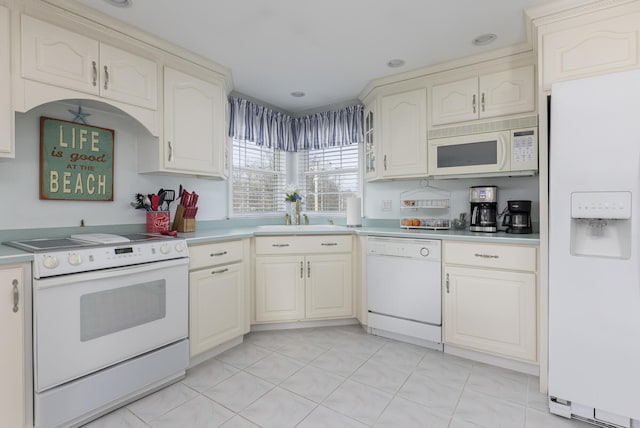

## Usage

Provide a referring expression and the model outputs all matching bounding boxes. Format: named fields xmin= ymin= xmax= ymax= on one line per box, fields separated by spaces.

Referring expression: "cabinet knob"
xmin=211 ymin=268 xmax=229 ymax=275
xmin=167 ymin=141 xmax=173 ymax=162
xmin=472 ymin=94 xmax=476 ymax=113
xmin=300 ymin=261 xmax=303 ymax=278
xmin=445 ymin=273 xmax=450 ymax=294
xmin=481 ymin=92 xmax=485 ymax=112
xmin=210 ymin=251 xmax=228 ymax=257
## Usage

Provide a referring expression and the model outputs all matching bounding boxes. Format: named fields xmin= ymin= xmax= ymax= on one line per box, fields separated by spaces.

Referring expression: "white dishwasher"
xmin=367 ymin=236 xmax=442 ymax=349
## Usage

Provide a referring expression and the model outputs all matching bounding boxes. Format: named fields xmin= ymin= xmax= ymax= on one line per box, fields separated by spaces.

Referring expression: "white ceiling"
xmin=75 ymin=0 xmax=551 ymax=113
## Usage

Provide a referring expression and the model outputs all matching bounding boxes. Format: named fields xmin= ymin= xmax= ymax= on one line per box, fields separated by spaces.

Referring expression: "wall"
xmin=0 ymin=101 xmax=228 ymax=230
xmin=364 ymin=175 xmax=540 ymax=227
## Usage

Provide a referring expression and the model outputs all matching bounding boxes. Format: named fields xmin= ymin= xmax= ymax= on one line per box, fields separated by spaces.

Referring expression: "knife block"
xmin=172 ymin=204 xmax=196 ymax=232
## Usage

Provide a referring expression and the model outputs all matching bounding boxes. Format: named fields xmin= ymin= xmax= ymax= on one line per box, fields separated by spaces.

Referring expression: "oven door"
xmin=33 ymin=258 xmax=188 ymax=392
xmin=428 ymin=131 xmax=510 ymax=176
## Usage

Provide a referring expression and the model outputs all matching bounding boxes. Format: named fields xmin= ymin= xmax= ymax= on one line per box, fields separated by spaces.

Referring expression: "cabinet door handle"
xmin=474 ymin=253 xmax=499 ymax=259
xmin=383 ymin=154 xmax=387 ymax=171
xmin=472 ymin=94 xmax=476 ymax=113
xmin=481 ymin=92 xmax=485 ymax=112
xmin=307 ymin=261 xmax=311 ymax=278
xmin=103 ymin=65 xmax=109 ymax=90
xmin=321 ymin=242 xmax=338 ymax=246
xmin=300 ymin=261 xmax=303 ymax=278
xmin=211 ymin=268 xmax=229 ymax=275
xmin=91 ymin=61 xmax=97 ymax=86
xmin=12 ymin=279 xmax=19 ymax=313
xmin=445 ymin=273 xmax=450 ymax=294
xmin=167 ymin=141 xmax=173 ymax=162
xmin=210 ymin=251 xmax=228 ymax=257
xmin=272 ymin=243 xmax=290 ymax=248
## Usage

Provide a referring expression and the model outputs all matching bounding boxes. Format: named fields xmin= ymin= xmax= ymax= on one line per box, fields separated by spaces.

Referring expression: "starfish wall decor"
xmin=68 ymin=105 xmax=91 ymax=124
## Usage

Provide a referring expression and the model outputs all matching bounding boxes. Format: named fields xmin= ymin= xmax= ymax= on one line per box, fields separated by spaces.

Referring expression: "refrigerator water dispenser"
xmin=570 ymin=191 xmax=631 ymax=259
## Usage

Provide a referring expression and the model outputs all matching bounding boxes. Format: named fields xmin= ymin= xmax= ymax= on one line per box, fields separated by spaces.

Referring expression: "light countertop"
xmin=0 ymin=223 xmax=539 ymax=265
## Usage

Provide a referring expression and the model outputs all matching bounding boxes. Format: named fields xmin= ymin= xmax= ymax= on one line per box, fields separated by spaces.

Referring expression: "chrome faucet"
xmin=285 ymin=213 xmax=291 ymax=225
xmin=303 ymin=214 xmax=309 ymax=225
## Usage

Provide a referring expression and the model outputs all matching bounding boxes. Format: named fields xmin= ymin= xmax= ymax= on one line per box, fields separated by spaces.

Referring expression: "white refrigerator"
xmin=549 ymin=69 xmax=640 ymax=428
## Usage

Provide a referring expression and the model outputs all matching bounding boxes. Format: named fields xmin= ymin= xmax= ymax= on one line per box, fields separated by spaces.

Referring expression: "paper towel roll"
xmin=346 ymin=197 xmax=362 ymax=227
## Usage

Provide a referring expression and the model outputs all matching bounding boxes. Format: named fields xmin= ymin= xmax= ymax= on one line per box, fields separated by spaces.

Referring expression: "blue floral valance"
xmin=229 ymin=97 xmax=363 ymax=152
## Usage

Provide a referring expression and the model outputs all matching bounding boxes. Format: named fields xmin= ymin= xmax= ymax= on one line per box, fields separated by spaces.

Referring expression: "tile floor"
xmin=83 ymin=325 xmax=591 ymax=428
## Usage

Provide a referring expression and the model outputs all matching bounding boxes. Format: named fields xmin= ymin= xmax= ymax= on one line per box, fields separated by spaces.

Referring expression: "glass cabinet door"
xmin=364 ymin=105 xmax=377 ymax=179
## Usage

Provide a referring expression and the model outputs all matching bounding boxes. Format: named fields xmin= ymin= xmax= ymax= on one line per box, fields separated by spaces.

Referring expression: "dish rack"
xmin=400 ymin=188 xmax=451 ymax=230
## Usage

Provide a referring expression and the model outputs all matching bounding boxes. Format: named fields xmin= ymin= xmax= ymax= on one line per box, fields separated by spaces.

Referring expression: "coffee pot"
xmin=502 ymin=200 xmax=533 ymax=234
xmin=469 ymin=186 xmax=498 ymax=233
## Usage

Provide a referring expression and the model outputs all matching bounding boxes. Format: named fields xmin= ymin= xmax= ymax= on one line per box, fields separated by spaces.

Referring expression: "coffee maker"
xmin=470 ymin=186 xmax=498 ymax=232
xmin=502 ymin=200 xmax=533 ymax=234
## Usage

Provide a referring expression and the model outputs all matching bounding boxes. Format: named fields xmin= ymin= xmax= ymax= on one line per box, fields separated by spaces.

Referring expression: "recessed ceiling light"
xmin=290 ymin=91 xmax=306 ymax=98
xmin=387 ymin=59 xmax=405 ymax=68
xmin=473 ymin=34 xmax=497 ymax=46
xmin=103 ymin=0 xmax=133 ymax=7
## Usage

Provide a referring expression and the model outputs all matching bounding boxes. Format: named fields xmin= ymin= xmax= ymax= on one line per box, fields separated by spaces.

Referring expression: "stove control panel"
xmin=34 ymin=239 xmax=189 ymax=278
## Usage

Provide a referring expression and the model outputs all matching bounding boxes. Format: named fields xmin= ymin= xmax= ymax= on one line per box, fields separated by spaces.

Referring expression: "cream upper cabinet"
xmin=98 ymin=44 xmax=158 ymax=109
xmin=254 ymin=235 xmax=354 ymax=323
xmin=539 ymin=7 xmax=640 ymax=89
xmin=431 ymin=77 xmax=478 ymax=125
xmin=442 ymin=241 xmax=537 ymax=362
xmin=379 ymin=88 xmax=428 ymax=178
xmin=188 ymin=240 xmax=249 ymax=357
xmin=21 ymin=15 xmax=158 ymax=110
xmin=0 ymin=265 xmax=26 ymax=428
xmin=431 ymin=65 xmax=535 ymax=126
xmin=0 ymin=5 xmax=12 ymax=158
xmin=161 ymin=66 xmax=228 ymax=178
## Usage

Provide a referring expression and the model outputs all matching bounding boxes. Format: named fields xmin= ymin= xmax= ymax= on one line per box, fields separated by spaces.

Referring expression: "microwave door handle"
xmin=498 ymin=135 xmax=507 ymax=170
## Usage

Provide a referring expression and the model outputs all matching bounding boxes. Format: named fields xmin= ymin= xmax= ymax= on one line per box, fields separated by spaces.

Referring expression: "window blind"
xmin=232 ymin=139 xmax=286 ymax=214
xmin=298 ymin=144 xmax=360 ymax=213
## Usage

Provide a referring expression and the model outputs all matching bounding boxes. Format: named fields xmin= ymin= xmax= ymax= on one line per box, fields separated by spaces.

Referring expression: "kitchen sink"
xmin=255 ymin=224 xmax=348 ymax=233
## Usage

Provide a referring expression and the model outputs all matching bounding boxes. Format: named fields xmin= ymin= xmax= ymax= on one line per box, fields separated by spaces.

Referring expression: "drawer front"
xmin=189 ymin=240 xmax=244 ymax=270
xmin=255 ymin=235 xmax=352 ymax=255
xmin=444 ymin=241 xmax=537 ymax=272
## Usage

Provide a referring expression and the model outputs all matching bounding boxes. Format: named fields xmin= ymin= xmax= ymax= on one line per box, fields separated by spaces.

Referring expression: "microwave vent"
xmin=428 ymin=116 xmax=538 ymax=140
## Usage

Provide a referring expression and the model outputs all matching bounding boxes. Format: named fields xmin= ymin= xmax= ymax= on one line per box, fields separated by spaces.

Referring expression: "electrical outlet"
xmin=381 ymin=200 xmax=392 ymax=212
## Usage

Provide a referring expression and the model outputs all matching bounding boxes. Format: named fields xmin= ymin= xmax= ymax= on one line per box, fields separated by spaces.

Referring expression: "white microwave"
xmin=427 ymin=127 xmax=538 ymax=177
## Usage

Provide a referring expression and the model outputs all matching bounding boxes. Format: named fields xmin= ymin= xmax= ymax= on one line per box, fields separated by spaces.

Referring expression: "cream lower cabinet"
xmin=254 ymin=235 xmax=353 ymax=323
xmin=188 ymin=239 xmax=249 ymax=357
xmin=442 ymin=241 xmax=537 ymax=362
xmin=0 ymin=264 xmax=26 ymax=428
xmin=255 ymin=256 xmax=305 ymax=322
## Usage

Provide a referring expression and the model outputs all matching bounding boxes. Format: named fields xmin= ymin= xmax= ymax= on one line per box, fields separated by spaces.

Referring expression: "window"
xmin=232 ymin=139 xmax=286 ymax=215
xmin=298 ymin=144 xmax=360 ymax=213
